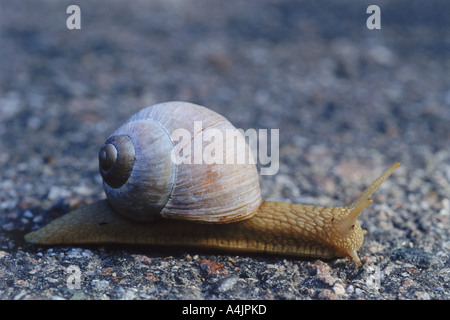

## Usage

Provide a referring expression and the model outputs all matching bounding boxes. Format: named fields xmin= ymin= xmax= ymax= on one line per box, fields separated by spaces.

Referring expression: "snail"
xmin=25 ymin=101 xmax=401 ymax=266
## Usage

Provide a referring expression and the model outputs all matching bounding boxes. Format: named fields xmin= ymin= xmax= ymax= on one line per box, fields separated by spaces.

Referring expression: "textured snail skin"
xmin=25 ymin=161 xmax=400 ymax=266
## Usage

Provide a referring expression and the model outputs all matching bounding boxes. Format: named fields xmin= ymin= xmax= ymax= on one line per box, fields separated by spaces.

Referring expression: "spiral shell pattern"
xmin=99 ymin=101 xmax=262 ymax=223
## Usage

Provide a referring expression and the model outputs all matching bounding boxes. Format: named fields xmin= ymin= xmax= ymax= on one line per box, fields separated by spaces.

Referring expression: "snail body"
xmin=25 ymin=102 xmax=401 ymax=266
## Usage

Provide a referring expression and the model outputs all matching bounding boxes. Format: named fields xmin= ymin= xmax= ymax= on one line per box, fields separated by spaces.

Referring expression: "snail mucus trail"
xmin=25 ymin=101 xmax=401 ymax=266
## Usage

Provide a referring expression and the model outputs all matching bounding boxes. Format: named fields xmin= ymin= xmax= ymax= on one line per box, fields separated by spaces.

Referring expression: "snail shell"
xmin=99 ymin=101 xmax=262 ymax=223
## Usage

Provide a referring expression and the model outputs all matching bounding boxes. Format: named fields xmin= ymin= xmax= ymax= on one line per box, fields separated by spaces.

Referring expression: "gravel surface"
xmin=0 ymin=0 xmax=449 ymax=301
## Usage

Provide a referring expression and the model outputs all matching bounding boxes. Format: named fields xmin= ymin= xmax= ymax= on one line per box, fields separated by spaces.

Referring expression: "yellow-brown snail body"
xmin=25 ymin=101 xmax=401 ymax=266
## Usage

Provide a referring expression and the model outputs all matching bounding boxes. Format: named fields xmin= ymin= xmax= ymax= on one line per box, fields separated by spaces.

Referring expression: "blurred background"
xmin=0 ymin=0 xmax=449 ymax=299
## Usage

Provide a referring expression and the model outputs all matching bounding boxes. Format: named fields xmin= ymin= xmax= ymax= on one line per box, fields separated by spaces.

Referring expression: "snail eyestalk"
xmin=349 ymin=161 xmax=401 ymax=213
xmin=339 ymin=161 xmax=401 ymax=238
